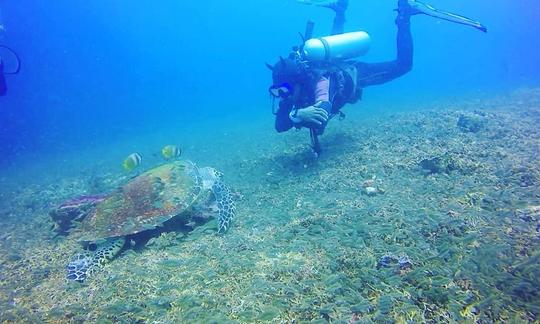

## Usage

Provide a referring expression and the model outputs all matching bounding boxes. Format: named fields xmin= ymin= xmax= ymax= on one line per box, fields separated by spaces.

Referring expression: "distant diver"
xmin=0 ymin=45 xmax=21 ymax=96
xmin=268 ymin=0 xmax=487 ymax=156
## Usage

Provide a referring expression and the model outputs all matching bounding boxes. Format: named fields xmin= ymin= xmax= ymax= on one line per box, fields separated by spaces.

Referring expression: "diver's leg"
xmin=331 ymin=7 xmax=346 ymax=35
xmin=395 ymin=1 xmax=414 ymax=73
xmin=0 ymin=73 xmax=6 ymax=96
xmin=320 ymin=0 xmax=348 ymax=35
xmin=355 ymin=1 xmax=413 ymax=87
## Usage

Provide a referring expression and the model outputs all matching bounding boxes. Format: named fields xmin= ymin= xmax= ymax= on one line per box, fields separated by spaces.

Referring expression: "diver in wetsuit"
xmin=267 ymin=0 xmax=486 ymax=155
xmin=0 ymin=45 xmax=21 ymax=96
xmin=0 ymin=55 xmax=6 ymax=96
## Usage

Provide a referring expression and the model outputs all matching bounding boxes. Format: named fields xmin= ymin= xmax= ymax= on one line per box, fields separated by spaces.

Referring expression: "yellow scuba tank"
xmin=303 ymin=31 xmax=371 ymax=62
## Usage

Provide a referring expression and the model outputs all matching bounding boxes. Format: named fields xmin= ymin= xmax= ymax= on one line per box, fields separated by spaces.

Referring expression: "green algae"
xmin=156 ymin=258 xmax=185 ymax=267
xmin=258 ymin=306 xmax=281 ymax=321
xmin=350 ymin=300 xmax=371 ymax=313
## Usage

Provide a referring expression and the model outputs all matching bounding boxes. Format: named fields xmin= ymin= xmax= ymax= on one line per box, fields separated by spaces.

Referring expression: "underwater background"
xmin=1 ymin=0 xmax=539 ymax=173
xmin=1 ymin=0 xmax=540 ymax=322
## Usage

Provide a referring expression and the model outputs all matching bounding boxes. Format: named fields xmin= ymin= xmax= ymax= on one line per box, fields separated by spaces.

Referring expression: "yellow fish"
xmin=161 ymin=145 xmax=181 ymax=160
xmin=123 ymin=152 xmax=142 ymax=171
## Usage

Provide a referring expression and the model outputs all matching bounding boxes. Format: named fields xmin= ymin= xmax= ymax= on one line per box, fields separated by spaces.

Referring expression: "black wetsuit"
xmin=0 ymin=60 xmax=6 ymax=96
xmin=275 ymin=9 xmax=413 ymax=133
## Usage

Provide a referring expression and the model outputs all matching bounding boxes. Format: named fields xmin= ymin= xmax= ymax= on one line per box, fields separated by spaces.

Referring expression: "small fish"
xmin=161 ymin=145 xmax=181 ymax=160
xmin=123 ymin=153 xmax=142 ymax=171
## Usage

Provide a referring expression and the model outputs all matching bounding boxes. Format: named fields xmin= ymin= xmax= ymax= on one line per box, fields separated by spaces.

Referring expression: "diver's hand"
xmin=297 ymin=106 xmax=329 ymax=125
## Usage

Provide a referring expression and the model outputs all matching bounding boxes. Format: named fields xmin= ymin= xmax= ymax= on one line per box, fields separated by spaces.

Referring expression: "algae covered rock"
xmin=50 ymin=195 xmax=107 ymax=234
xmin=457 ymin=113 xmax=486 ymax=133
xmin=419 ymin=154 xmax=458 ymax=174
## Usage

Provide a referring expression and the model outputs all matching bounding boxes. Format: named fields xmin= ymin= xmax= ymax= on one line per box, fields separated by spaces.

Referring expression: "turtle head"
xmin=213 ymin=169 xmax=223 ymax=181
xmin=199 ymin=167 xmax=222 ymax=190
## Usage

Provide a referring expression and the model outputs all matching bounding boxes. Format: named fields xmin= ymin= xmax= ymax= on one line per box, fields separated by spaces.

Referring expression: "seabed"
xmin=1 ymin=89 xmax=539 ymax=323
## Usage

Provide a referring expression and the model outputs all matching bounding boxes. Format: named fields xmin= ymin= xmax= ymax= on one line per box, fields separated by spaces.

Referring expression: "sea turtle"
xmin=61 ymin=160 xmax=235 ymax=282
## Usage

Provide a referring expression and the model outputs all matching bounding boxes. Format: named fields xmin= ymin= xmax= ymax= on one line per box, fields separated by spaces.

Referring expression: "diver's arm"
xmin=314 ymin=75 xmax=333 ymax=114
xmin=295 ymin=106 xmax=328 ymax=125
xmin=275 ymin=75 xmax=332 ymax=131
xmin=293 ymin=76 xmax=331 ymax=125
xmin=275 ymin=100 xmax=295 ymax=132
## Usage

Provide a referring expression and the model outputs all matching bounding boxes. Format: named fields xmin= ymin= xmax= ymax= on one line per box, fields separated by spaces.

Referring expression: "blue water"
xmin=1 ymin=0 xmax=539 ymax=171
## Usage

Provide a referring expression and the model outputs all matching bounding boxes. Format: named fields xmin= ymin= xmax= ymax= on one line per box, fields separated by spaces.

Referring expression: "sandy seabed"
xmin=1 ymin=88 xmax=539 ymax=323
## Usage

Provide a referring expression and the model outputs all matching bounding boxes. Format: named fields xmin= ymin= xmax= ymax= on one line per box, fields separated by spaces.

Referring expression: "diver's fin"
xmin=402 ymin=0 xmax=487 ymax=33
xmin=0 ymin=45 xmax=21 ymax=74
xmin=212 ymin=176 xmax=235 ymax=234
xmin=66 ymin=237 xmax=125 ymax=282
xmin=319 ymin=0 xmax=348 ymax=13
xmin=297 ymin=0 xmax=348 ymax=13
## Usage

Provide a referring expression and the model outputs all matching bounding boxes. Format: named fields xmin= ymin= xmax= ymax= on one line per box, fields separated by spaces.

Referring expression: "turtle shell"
xmin=72 ymin=160 xmax=203 ymax=241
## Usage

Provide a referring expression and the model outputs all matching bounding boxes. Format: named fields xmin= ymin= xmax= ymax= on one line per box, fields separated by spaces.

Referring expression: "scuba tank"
xmin=303 ymin=31 xmax=370 ymax=62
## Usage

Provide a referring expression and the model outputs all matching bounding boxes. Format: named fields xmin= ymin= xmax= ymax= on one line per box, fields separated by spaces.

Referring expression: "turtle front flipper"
xmin=66 ymin=237 xmax=126 ymax=282
xmin=212 ymin=178 xmax=236 ymax=234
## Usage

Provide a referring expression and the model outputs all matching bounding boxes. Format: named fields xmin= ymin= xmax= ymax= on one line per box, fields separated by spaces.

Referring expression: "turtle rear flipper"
xmin=66 ymin=237 xmax=125 ymax=282
xmin=212 ymin=179 xmax=236 ymax=234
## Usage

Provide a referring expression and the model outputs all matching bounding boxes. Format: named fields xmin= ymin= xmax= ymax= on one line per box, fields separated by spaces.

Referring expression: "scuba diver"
xmin=267 ymin=0 xmax=487 ymax=156
xmin=0 ymin=45 xmax=21 ymax=96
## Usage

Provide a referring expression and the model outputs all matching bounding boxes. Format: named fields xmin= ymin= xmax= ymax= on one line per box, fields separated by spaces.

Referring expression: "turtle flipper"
xmin=66 ymin=237 xmax=125 ymax=282
xmin=66 ymin=251 xmax=94 ymax=282
xmin=211 ymin=174 xmax=236 ymax=233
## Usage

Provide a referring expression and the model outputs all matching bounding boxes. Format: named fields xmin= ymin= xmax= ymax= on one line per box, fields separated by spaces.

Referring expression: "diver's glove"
xmin=290 ymin=101 xmax=330 ymax=126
